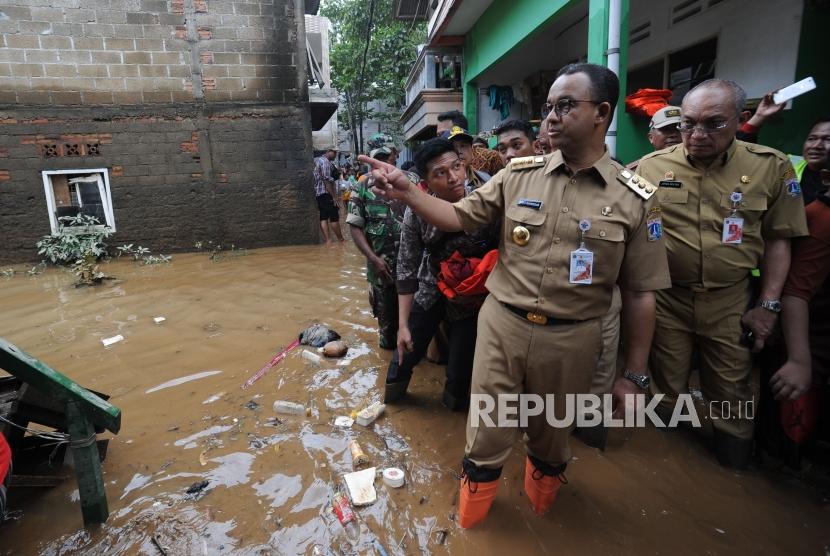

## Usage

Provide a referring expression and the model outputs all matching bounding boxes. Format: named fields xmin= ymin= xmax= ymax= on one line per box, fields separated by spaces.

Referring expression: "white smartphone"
xmin=773 ymin=77 xmax=816 ymax=105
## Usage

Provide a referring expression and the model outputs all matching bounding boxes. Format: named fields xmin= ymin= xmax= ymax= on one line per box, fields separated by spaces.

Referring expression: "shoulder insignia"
xmin=743 ymin=142 xmax=788 ymax=162
xmin=618 ymin=168 xmax=657 ymax=200
xmin=509 ymin=155 xmax=546 ymax=170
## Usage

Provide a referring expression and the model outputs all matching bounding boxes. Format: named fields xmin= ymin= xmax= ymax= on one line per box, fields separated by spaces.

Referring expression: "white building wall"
xmin=306 ymin=14 xmax=340 ymax=151
xmin=628 ymin=0 xmax=803 ymax=98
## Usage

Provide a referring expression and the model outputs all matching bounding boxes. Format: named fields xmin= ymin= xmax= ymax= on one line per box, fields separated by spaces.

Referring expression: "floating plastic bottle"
xmin=273 ymin=400 xmax=306 ymax=415
xmin=348 ymin=440 xmax=369 ymax=469
xmin=302 ymin=350 xmax=322 ymax=365
xmin=332 ymin=491 xmax=360 ymax=542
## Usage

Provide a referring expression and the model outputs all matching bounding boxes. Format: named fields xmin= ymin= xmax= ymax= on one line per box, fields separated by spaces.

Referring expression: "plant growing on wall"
xmin=37 ymin=214 xmax=110 ymax=265
xmin=117 ymin=244 xmax=171 ymax=265
xmin=321 ymin=0 xmax=426 ymax=154
xmin=36 ymin=214 xmax=113 ymax=286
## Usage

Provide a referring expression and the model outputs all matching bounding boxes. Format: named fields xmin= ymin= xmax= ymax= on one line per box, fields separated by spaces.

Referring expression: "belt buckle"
xmin=526 ymin=312 xmax=548 ymax=325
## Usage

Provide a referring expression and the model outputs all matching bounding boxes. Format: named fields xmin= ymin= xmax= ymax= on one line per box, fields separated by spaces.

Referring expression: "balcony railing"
xmin=404 ymin=45 xmax=463 ymax=106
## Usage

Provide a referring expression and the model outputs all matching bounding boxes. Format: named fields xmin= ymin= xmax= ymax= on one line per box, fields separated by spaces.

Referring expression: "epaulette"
xmin=743 ymin=141 xmax=789 ymax=162
xmin=617 ymin=168 xmax=656 ymax=200
xmin=509 ymin=155 xmax=546 ymax=170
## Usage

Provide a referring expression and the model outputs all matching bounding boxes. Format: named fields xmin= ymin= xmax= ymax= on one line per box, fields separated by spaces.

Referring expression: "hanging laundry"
xmin=488 ymin=85 xmax=515 ymax=120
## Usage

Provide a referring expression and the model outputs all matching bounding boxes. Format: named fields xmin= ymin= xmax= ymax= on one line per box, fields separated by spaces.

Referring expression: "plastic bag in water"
xmin=298 ymin=324 xmax=341 ymax=347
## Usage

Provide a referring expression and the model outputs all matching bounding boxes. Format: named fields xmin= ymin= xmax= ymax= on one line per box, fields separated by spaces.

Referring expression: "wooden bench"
xmin=0 ymin=337 xmax=121 ymax=525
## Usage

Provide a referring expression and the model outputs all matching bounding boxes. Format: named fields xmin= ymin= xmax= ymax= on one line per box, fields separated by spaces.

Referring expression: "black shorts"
xmin=316 ymin=193 xmax=339 ymax=222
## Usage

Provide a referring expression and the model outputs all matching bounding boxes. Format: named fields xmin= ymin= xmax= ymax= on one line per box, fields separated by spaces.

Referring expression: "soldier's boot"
xmin=524 ymin=455 xmax=567 ymax=515
xmin=458 ymin=458 xmax=501 ymax=529
xmin=713 ymin=428 xmax=752 ymax=470
xmin=441 ymin=389 xmax=469 ymax=412
xmin=383 ymin=379 xmax=410 ymax=403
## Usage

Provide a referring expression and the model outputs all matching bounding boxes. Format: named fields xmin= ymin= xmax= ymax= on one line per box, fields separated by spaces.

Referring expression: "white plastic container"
xmin=302 ymin=350 xmax=322 ymax=365
xmin=273 ymin=400 xmax=306 ymax=415
xmin=355 ymin=402 xmax=385 ymax=427
xmin=382 ymin=467 xmax=405 ymax=488
xmin=102 ymin=335 xmax=124 ymax=347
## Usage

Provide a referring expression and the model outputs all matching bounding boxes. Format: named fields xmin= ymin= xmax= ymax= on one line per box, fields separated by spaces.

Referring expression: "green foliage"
xmin=321 ymin=0 xmax=425 ymax=152
xmin=117 ymin=244 xmax=171 ymax=265
xmin=36 ymin=214 xmax=110 ymax=265
xmin=36 ymin=214 xmax=112 ymax=286
xmin=194 ymin=240 xmax=247 ymax=262
xmin=73 ymin=252 xmax=107 ymax=286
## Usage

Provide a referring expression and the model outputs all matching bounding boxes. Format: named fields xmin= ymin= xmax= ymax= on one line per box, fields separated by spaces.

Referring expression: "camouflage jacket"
xmin=346 ymin=180 xmax=405 ymax=286
xmin=396 ymin=183 xmax=500 ymax=320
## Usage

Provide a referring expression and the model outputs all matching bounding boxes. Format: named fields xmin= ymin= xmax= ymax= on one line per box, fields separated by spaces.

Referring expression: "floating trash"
xmin=102 ymin=335 xmax=124 ymax=347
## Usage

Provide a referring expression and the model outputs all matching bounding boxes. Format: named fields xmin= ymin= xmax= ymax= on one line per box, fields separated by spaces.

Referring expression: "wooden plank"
xmin=66 ymin=401 xmax=109 ymax=525
xmin=0 ymin=337 xmax=120 ymax=434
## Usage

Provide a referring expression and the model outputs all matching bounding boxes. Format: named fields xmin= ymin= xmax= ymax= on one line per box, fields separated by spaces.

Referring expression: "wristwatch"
xmin=623 ymin=369 xmax=650 ymax=389
xmin=758 ymin=299 xmax=783 ymax=313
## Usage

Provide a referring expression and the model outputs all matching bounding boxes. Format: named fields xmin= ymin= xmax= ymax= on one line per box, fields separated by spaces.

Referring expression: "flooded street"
xmin=0 ymin=245 xmax=828 ymax=555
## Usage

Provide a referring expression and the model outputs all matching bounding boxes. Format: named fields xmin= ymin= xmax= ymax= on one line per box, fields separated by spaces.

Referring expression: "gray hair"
xmin=687 ymin=79 xmax=747 ymax=114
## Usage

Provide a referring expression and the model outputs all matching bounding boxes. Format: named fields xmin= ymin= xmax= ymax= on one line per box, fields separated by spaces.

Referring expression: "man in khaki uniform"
xmin=637 ymin=79 xmax=809 ymax=468
xmin=360 ymin=63 xmax=671 ymax=528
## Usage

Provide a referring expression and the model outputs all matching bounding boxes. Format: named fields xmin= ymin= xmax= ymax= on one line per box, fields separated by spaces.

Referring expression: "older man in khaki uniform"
xmin=360 ymin=63 xmax=671 ymax=528
xmin=637 ymin=79 xmax=808 ymax=469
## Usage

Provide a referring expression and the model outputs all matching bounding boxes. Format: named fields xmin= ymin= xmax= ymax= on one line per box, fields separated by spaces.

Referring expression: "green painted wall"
xmin=462 ymin=0 xmax=578 ymax=132
xmin=586 ymin=0 xmax=609 ymax=65
xmin=756 ymin=1 xmax=830 ymax=157
xmin=585 ymin=0 xmax=644 ymax=163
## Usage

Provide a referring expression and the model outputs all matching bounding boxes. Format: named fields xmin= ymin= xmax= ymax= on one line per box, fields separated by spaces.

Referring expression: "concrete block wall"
xmin=0 ymin=0 xmax=304 ymax=104
xmin=0 ymin=0 xmax=319 ymax=263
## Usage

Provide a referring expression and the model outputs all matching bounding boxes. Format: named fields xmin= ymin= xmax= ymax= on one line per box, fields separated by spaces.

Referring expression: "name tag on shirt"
xmin=569 ymin=248 xmax=594 ymax=284
xmin=517 ymin=198 xmax=543 ymax=210
xmin=722 ymin=217 xmax=744 ymax=244
xmin=658 ymin=180 xmax=682 ymax=188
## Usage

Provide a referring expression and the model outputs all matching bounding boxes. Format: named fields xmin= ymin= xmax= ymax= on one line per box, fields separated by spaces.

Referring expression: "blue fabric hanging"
xmin=488 ymin=85 xmax=514 ymax=120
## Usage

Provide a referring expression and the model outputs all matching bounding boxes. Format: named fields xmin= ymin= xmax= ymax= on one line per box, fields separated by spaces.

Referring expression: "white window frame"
xmin=42 ymin=168 xmax=116 ymax=235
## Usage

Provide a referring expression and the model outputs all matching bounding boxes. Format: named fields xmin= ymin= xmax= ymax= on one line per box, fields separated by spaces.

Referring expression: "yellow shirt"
xmin=637 ymin=140 xmax=809 ymax=289
xmin=453 ymin=150 xmax=671 ymax=320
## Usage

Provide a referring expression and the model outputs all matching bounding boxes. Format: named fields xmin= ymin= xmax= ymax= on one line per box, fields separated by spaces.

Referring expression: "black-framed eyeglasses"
xmin=542 ymin=98 xmax=600 ymax=119
xmin=676 ymin=116 xmax=736 ymax=135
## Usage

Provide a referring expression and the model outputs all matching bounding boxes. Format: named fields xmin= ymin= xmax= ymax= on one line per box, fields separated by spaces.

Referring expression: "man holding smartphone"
xmin=636 ymin=79 xmax=808 ymax=469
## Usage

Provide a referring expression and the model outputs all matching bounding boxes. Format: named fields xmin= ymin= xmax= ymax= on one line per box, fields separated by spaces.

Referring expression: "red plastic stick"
xmin=242 ymin=338 xmax=300 ymax=389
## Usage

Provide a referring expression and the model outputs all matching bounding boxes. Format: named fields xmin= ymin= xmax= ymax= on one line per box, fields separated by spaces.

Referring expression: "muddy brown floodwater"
xmin=0 ymin=245 xmax=828 ymax=555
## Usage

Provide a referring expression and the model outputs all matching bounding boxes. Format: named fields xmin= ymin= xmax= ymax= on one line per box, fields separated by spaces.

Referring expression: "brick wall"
xmin=0 ymin=0 xmax=319 ymax=263
xmin=0 ymin=0 xmax=304 ymax=104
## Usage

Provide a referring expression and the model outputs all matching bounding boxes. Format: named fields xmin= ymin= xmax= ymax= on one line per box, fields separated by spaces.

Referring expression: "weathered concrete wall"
xmin=0 ymin=0 xmax=304 ymax=104
xmin=0 ymin=0 xmax=318 ymax=263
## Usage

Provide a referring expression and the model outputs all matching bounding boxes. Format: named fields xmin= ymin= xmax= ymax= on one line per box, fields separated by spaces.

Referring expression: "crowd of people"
xmin=311 ymin=63 xmax=829 ymax=529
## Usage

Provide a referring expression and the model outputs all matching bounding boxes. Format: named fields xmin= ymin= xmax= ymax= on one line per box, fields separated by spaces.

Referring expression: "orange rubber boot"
xmin=524 ymin=456 xmax=566 ymax=515
xmin=458 ymin=476 xmax=499 ymax=529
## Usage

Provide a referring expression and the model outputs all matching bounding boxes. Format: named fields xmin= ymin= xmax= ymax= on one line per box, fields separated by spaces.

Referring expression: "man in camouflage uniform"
xmin=347 ymin=147 xmax=406 ymax=349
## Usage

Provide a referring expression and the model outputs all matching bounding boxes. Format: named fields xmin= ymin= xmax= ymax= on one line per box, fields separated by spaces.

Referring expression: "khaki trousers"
xmin=465 ymin=295 xmax=603 ymax=468
xmin=649 ymin=280 xmax=754 ymax=439
xmin=591 ymin=285 xmax=622 ymax=395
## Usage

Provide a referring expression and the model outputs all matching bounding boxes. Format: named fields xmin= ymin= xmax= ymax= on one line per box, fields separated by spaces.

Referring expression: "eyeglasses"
xmin=676 ymin=116 xmax=736 ymax=135
xmin=542 ymin=98 xmax=600 ymax=119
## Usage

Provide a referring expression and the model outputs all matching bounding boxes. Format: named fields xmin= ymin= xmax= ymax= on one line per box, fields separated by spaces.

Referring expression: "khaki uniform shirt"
xmin=453 ymin=150 xmax=671 ymax=320
xmin=637 ymin=140 xmax=809 ymax=289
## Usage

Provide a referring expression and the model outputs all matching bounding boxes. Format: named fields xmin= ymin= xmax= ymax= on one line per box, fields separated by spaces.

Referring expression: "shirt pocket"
xmin=504 ymin=205 xmax=548 ymax=257
xmin=657 ymin=188 xmax=689 ymax=204
xmin=365 ymin=203 xmax=390 ymax=237
xmin=718 ymin=193 xmax=767 ymax=229
xmin=583 ymin=222 xmax=626 ymax=285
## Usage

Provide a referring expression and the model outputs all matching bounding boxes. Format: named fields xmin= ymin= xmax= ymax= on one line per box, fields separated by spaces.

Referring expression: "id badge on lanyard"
xmin=722 ymin=191 xmax=744 ymax=245
xmin=570 ymin=219 xmax=594 ymax=284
